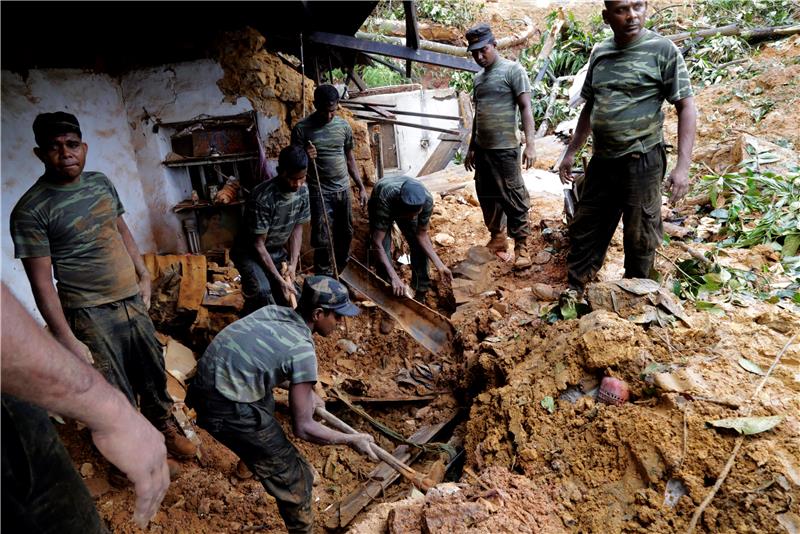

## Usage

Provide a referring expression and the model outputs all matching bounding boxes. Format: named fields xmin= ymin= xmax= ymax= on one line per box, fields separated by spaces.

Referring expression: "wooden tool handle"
xmin=315 ymin=407 xmax=433 ymax=491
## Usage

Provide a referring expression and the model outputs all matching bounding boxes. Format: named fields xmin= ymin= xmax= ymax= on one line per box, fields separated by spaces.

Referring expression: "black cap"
xmin=33 ymin=112 xmax=82 ymax=147
xmin=399 ymin=179 xmax=428 ymax=208
xmin=465 ymin=23 xmax=495 ymax=51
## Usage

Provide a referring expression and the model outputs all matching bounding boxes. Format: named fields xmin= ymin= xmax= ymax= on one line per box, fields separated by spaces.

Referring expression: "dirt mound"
xmin=462 ymin=301 xmax=799 ymax=532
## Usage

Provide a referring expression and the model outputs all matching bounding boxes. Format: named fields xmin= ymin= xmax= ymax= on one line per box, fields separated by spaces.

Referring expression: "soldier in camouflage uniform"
xmin=292 ymin=85 xmax=369 ymax=277
xmin=232 ymin=145 xmax=310 ymax=311
xmin=368 ymin=175 xmax=453 ymax=299
xmin=559 ymin=0 xmax=696 ymax=294
xmin=10 ymin=112 xmax=196 ymax=464
xmin=465 ymin=23 xmax=538 ymax=270
xmin=187 ymin=276 xmax=377 ymax=534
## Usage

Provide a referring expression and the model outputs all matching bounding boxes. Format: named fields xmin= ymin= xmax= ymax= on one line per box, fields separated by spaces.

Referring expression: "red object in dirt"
xmin=598 ymin=377 xmax=629 ymax=406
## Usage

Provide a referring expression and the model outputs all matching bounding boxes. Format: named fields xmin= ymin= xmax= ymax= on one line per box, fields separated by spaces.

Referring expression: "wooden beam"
xmin=342 ymin=102 xmax=459 ymax=121
xmin=309 ymin=31 xmax=480 ymax=73
xmin=351 ymin=113 xmax=460 ymax=136
xmin=341 ymin=98 xmax=397 ymax=108
xmin=355 ymin=102 xmax=395 ymax=119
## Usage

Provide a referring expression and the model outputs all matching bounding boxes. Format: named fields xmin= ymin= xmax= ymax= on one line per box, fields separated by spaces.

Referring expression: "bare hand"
xmin=358 ymin=187 xmax=369 ymax=211
xmin=280 ymin=279 xmax=297 ymax=303
xmin=91 ymin=404 xmax=169 ymax=529
xmin=522 ymin=143 xmax=537 ymax=170
xmin=439 ymin=266 xmax=453 ymax=285
xmin=138 ymin=276 xmax=152 ymax=310
xmin=464 ymin=150 xmax=475 ymax=172
xmin=347 ymin=433 xmax=378 ymax=461
xmin=306 ymin=142 xmax=317 ymax=160
xmin=60 ymin=334 xmax=94 ymax=364
xmin=665 ymin=167 xmax=690 ymax=204
xmin=559 ymin=153 xmax=576 ymax=184
xmin=390 ymin=275 xmax=409 ymax=297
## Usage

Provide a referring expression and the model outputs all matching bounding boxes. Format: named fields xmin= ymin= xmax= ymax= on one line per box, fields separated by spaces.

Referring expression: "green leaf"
xmin=541 ymin=396 xmax=555 ymax=414
xmin=782 ymin=234 xmax=800 ymax=257
xmin=707 ymin=416 xmax=783 ymax=435
xmin=737 ymin=357 xmax=765 ymax=376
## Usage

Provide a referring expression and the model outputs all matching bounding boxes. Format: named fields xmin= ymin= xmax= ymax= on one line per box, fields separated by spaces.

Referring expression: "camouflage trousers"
xmin=368 ymin=217 xmax=431 ymax=294
xmin=474 ymin=146 xmax=531 ymax=241
xmin=65 ymin=294 xmax=172 ymax=424
xmin=232 ymin=247 xmax=296 ymax=313
xmin=189 ymin=388 xmax=314 ymax=534
xmin=310 ymin=189 xmax=353 ymax=278
xmin=2 ymin=395 xmax=109 ymax=534
xmin=567 ymin=144 xmax=666 ymax=289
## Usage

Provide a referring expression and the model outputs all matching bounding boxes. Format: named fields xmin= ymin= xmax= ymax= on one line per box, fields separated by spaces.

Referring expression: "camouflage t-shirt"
xmin=581 ymin=30 xmax=694 ymax=158
xmin=291 ymin=115 xmax=353 ymax=193
xmin=473 ymin=57 xmax=532 ymax=150
xmin=10 ymin=171 xmax=139 ymax=309
xmin=243 ymin=179 xmax=311 ymax=249
xmin=368 ymin=175 xmax=433 ymax=232
xmin=194 ymin=305 xmax=318 ymax=403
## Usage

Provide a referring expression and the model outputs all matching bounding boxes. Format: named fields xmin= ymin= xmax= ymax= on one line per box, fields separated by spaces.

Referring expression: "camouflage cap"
xmin=465 ymin=23 xmax=495 ymax=51
xmin=301 ymin=275 xmax=360 ymax=317
xmin=33 ymin=111 xmax=82 ymax=147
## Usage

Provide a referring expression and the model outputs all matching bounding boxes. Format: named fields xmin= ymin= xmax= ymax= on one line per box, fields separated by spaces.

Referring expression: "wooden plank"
xmin=351 ymin=113 xmax=460 ymax=136
xmin=308 ymin=32 xmax=480 ymax=73
xmin=416 ymin=139 xmax=461 ymax=177
xmin=324 ymin=413 xmax=455 ymax=529
xmin=177 ymin=254 xmax=207 ymax=312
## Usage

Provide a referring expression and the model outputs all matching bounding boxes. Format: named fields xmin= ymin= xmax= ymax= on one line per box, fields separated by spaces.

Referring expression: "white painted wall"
xmin=351 ymin=87 xmax=459 ymax=177
xmin=1 ymin=69 xmax=153 ymax=317
xmin=1 ymin=60 xmax=272 ymax=319
xmin=120 ymin=60 xmax=256 ymax=253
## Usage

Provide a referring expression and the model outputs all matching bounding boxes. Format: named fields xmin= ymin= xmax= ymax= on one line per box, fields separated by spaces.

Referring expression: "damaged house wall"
xmin=1 ymin=69 xmax=155 ymax=318
xmin=120 ymin=60 xmax=256 ymax=253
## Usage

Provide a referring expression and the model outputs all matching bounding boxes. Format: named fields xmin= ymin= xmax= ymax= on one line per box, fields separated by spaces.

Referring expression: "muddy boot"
xmin=157 ymin=418 xmax=197 ymax=460
xmin=235 ymin=459 xmax=253 ymax=480
xmin=513 ymin=240 xmax=532 ymax=270
xmin=486 ymin=232 xmax=508 ymax=253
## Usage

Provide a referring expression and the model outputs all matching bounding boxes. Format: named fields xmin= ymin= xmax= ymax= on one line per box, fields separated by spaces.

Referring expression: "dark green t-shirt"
xmin=243 ymin=179 xmax=311 ymax=250
xmin=368 ymin=175 xmax=433 ymax=232
xmin=194 ymin=305 xmax=318 ymax=404
xmin=291 ymin=115 xmax=353 ymax=193
xmin=10 ymin=171 xmax=139 ymax=309
xmin=581 ymin=30 xmax=694 ymax=158
xmin=472 ymin=57 xmax=532 ymax=150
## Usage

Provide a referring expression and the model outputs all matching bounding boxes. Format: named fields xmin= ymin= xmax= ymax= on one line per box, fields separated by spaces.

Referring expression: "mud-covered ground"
xmin=56 ymin=3 xmax=800 ymax=533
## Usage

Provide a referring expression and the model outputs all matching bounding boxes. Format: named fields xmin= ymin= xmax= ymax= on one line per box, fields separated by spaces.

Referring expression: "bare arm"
xmin=254 ymin=234 xmax=295 ymax=300
xmin=666 ymin=96 xmax=697 ymax=203
xmin=1 ymin=283 xmax=169 ymax=529
xmin=346 ymin=148 xmax=368 ymax=210
xmin=516 ymin=92 xmax=537 ymax=169
xmin=559 ymin=100 xmax=594 ymax=184
xmin=117 ymin=216 xmax=152 ymax=309
xmin=415 ymin=227 xmax=453 ymax=284
xmin=289 ymin=382 xmax=376 ymax=458
xmin=371 ymin=228 xmax=406 ymax=296
xmin=286 ymin=224 xmax=303 ymax=277
xmin=464 ymin=112 xmax=477 ymax=172
xmin=21 ymin=256 xmax=92 ymax=363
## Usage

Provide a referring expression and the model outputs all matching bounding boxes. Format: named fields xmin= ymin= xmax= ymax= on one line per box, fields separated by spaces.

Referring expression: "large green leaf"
xmin=707 ymin=415 xmax=783 ymax=435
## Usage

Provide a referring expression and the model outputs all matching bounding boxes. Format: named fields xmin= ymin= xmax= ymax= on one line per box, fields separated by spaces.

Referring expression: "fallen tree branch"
xmin=356 ymin=16 xmax=534 ymax=58
xmin=533 ymin=9 xmax=566 ymax=82
xmin=685 ymin=333 xmax=797 ymax=534
xmin=667 ymin=23 xmax=800 ymax=44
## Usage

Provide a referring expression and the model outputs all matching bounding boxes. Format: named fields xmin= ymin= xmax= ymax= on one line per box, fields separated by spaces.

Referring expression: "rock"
xmin=492 ymin=301 xmax=508 ymax=315
xmin=80 ymin=462 xmax=95 ymax=478
xmin=433 ymin=233 xmax=455 ymax=246
xmin=467 ymin=246 xmax=496 ymax=265
xmin=84 ymin=477 xmax=111 ymax=498
xmin=198 ymin=497 xmax=212 ymax=516
xmin=336 ymin=339 xmax=358 ymax=354
xmin=388 ymin=504 xmax=423 ymax=534
xmin=489 ymin=308 xmax=503 ymax=322
xmin=530 ymin=283 xmax=559 ymax=301
xmin=532 ymin=250 xmax=552 ymax=264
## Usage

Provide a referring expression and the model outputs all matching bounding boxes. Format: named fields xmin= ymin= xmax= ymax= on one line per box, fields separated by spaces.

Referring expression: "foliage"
xmin=373 ymin=0 xmax=482 ymax=29
xmin=449 ymin=70 xmax=473 ymax=93
xmin=359 ymin=64 xmax=406 ymax=88
xmin=686 ymin=35 xmax=751 ymax=87
xmin=650 ymin=0 xmax=800 ymax=30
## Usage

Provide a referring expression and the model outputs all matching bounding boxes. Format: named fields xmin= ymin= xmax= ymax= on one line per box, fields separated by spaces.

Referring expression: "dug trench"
xmin=55 ymin=180 xmax=798 ymax=533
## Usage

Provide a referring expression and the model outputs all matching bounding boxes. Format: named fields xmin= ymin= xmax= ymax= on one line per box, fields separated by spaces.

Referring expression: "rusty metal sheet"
xmin=341 ymin=259 xmax=454 ymax=355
